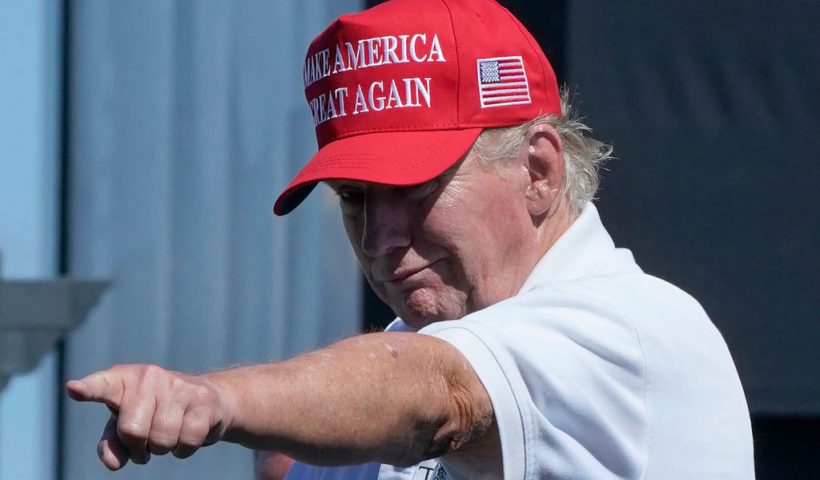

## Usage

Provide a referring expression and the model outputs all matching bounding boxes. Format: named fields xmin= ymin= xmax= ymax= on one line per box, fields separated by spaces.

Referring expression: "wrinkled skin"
xmin=66 ymin=124 xmax=573 ymax=474
xmin=66 ymin=365 xmax=232 ymax=469
xmin=329 ymin=125 xmax=570 ymax=329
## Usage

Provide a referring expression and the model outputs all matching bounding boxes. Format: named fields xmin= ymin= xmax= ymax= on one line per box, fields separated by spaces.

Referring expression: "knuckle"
xmin=169 ymin=374 xmax=192 ymax=394
xmin=165 ymin=372 xmax=209 ymax=400
xmin=117 ymin=421 xmax=147 ymax=442
xmin=192 ymin=384 xmax=214 ymax=403
xmin=148 ymin=436 xmax=175 ymax=454
xmin=188 ymin=418 xmax=211 ymax=439
xmin=180 ymin=417 xmax=211 ymax=445
xmin=141 ymin=364 xmax=167 ymax=380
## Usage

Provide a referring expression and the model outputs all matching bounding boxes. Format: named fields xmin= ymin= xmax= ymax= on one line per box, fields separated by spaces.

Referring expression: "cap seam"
xmin=439 ymin=0 xmax=462 ymax=125
xmin=321 ymin=122 xmax=477 ymax=142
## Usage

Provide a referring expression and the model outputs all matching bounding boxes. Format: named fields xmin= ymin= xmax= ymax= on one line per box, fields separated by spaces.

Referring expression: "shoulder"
xmin=420 ymin=276 xmax=654 ymax=479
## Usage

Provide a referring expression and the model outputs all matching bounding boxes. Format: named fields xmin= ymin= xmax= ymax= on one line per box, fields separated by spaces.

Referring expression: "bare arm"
xmin=66 ymin=332 xmax=498 ymax=471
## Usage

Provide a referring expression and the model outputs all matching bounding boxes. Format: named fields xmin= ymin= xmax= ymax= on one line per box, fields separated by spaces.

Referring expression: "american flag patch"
xmin=476 ymin=56 xmax=531 ymax=108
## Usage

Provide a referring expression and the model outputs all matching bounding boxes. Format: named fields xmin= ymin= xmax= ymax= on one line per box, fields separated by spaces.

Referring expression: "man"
xmin=67 ymin=0 xmax=755 ymax=478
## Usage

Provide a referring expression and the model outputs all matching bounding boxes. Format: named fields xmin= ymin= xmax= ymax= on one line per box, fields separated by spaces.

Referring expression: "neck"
xmin=533 ymin=197 xmax=576 ymax=261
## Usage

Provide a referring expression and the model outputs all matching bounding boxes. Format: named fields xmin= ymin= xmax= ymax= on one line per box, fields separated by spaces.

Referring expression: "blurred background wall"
xmin=563 ymin=2 xmax=820 ymax=476
xmin=1 ymin=0 xmax=818 ymax=479
xmin=1 ymin=0 xmax=362 ymax=479
xmin=566 ymin=0 xmax=820 ymax=418
xmin=61 ymin=1 xmax=365 ymax=479
xmin=0 ymin=1 xmax=62 ymax=479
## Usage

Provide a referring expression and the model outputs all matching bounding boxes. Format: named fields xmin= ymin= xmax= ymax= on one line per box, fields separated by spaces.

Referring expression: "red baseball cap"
xmin=274 ymin=0 xmax=561 ymax=215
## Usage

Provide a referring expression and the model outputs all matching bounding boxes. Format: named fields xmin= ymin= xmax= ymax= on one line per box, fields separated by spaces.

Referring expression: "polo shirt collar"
xmin=387 ymin=203 xmax=638 ymax=332
xmin=519 ymin=202 xmax=639 ymax=292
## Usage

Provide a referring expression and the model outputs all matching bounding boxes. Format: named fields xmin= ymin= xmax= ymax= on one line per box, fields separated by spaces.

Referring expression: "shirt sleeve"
xmin=284 ymin=462 xmax=382 ymax=480
xmin=418 ymin=289 xmax=648 ymax=480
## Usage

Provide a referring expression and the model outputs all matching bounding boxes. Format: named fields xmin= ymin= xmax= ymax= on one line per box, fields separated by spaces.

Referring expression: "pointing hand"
xmin=66 ymin=364 xmax=235 ymax=470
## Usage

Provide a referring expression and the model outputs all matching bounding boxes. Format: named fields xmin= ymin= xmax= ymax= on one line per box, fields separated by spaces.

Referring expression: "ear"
xmin=522 ymin=123 xmax=564 ymax=217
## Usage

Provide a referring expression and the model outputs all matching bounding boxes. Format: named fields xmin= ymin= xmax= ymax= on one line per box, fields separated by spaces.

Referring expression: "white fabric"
xmin=287 ymin=204 xmax=754 ymax=480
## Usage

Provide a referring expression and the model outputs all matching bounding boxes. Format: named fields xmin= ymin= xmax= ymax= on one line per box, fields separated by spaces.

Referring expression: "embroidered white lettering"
xmin=333 ymin=87 xmax=349 ymax=117
xmin=345 ymin=41 xmax=366 ymax=70
xmin=382 ymin=35 xmax=399 ymax=64
xmin=385 ymin=80 xmax=404 ymax=109
xmin=409 ymin=77 xmax=432 ymax=107
xmin=366 ymin=38 xmax=383 ymax=67
xmin=409 ymin=34 xmax=427 ymax=62
xmin=353 ymin=84 xmax=369 ymax=114
xmin=368 ymin=81 xmax=385 ymax=111
xmin=428 ymin=34 xmax=445 ymax=62
xmin=303 ymin=48 xmax=332 ymax=88
xmin=397 ymin=35 xmax=410 ymax=63
xmin=333 ymin=46 xmax=347 ymax=73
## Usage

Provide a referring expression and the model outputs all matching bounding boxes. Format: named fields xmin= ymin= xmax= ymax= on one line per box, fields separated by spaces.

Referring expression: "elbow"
xmin=395 ymin=372 xmax=496 ymax=467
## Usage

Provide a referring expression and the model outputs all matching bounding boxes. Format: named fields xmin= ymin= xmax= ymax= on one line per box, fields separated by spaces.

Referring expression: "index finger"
xmin=66 ymin=371 xmax=125 ymax=410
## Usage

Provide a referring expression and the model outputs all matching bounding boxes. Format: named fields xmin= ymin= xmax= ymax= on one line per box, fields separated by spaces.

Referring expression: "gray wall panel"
xmin=568 ymin=0 xmax=820 ymax=415
xmin=63 ymin=1 xmax=363 ymax=478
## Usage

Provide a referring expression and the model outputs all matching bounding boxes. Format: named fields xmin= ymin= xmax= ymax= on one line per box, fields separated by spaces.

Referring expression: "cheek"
xmin=428 ymin=185 xmax=519 ymax=245
xmin=420 ymin=209 xmax=482 ymax=283
xmin=428 ymin=191 xmax=528 ymax=273
xmin=342 ymin=217 xmax=370 ymax=270
xmin=342 ymin=215 xmax=362 ymax=249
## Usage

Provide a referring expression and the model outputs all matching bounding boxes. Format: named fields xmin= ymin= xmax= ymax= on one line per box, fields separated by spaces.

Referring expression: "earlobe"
xmin=526 ymin=180 xmax=553 ymax=216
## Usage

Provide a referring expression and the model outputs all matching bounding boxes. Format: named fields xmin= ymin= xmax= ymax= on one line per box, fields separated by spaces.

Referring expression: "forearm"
xmin=210 ymin=332 xmax=494 ymax=467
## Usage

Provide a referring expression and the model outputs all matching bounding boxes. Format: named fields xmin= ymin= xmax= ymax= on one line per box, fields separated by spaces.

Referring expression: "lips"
xmin=380 ymin=265 xmax=427 ymax=283
xmin=374 ymin=259 xmax=440 ymax=285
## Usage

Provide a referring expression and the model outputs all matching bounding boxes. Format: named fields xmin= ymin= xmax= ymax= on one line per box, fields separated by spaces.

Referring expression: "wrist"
xmin=199 ymin=371 xmax=243 ymax=443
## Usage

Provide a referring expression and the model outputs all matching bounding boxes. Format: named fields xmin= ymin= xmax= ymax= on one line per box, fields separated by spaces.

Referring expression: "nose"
xmin=361 ymin=189 xmax=411 ymax=257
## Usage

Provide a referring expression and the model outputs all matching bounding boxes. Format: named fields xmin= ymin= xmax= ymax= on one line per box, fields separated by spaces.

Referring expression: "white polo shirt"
xmin=286 ymin=204 xmax=754 ymax=480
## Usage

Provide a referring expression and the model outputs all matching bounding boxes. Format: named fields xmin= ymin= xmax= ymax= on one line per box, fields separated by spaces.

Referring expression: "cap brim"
xmin=273 ymin=128 xmax=483 ymax=215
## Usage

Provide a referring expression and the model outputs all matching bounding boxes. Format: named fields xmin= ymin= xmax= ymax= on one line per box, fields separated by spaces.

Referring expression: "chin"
xmin=395 ymin=300 xmax=447 ymax=330
xmin=389 ymin=287 xmax=467 ymax=330
xmin=399 ymin=303 xmax=464 ymax=330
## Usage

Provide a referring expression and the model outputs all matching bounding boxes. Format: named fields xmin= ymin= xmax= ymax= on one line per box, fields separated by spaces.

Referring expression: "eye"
xmin=334 ymin=187 xmax=364 ymax=217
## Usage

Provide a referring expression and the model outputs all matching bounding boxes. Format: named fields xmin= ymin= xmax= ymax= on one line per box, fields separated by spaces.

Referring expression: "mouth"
xmin=385 ymin=266 xmax=426 ymax=283
xmin=379 ymin=260 xmax=440 ymax=288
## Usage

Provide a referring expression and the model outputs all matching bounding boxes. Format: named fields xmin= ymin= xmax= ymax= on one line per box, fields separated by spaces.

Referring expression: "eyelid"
xmin=336 ymin=190 xmax=363 ymax=202
xmin=334 ymin=188 xmax=364 ymax=219
xmin=332 ymin=183 xmax=363 ymax=195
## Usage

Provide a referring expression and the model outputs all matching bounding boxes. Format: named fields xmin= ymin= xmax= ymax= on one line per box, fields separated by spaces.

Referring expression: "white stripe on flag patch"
xmin=476 ymin=56 xmax=531 ymax=108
